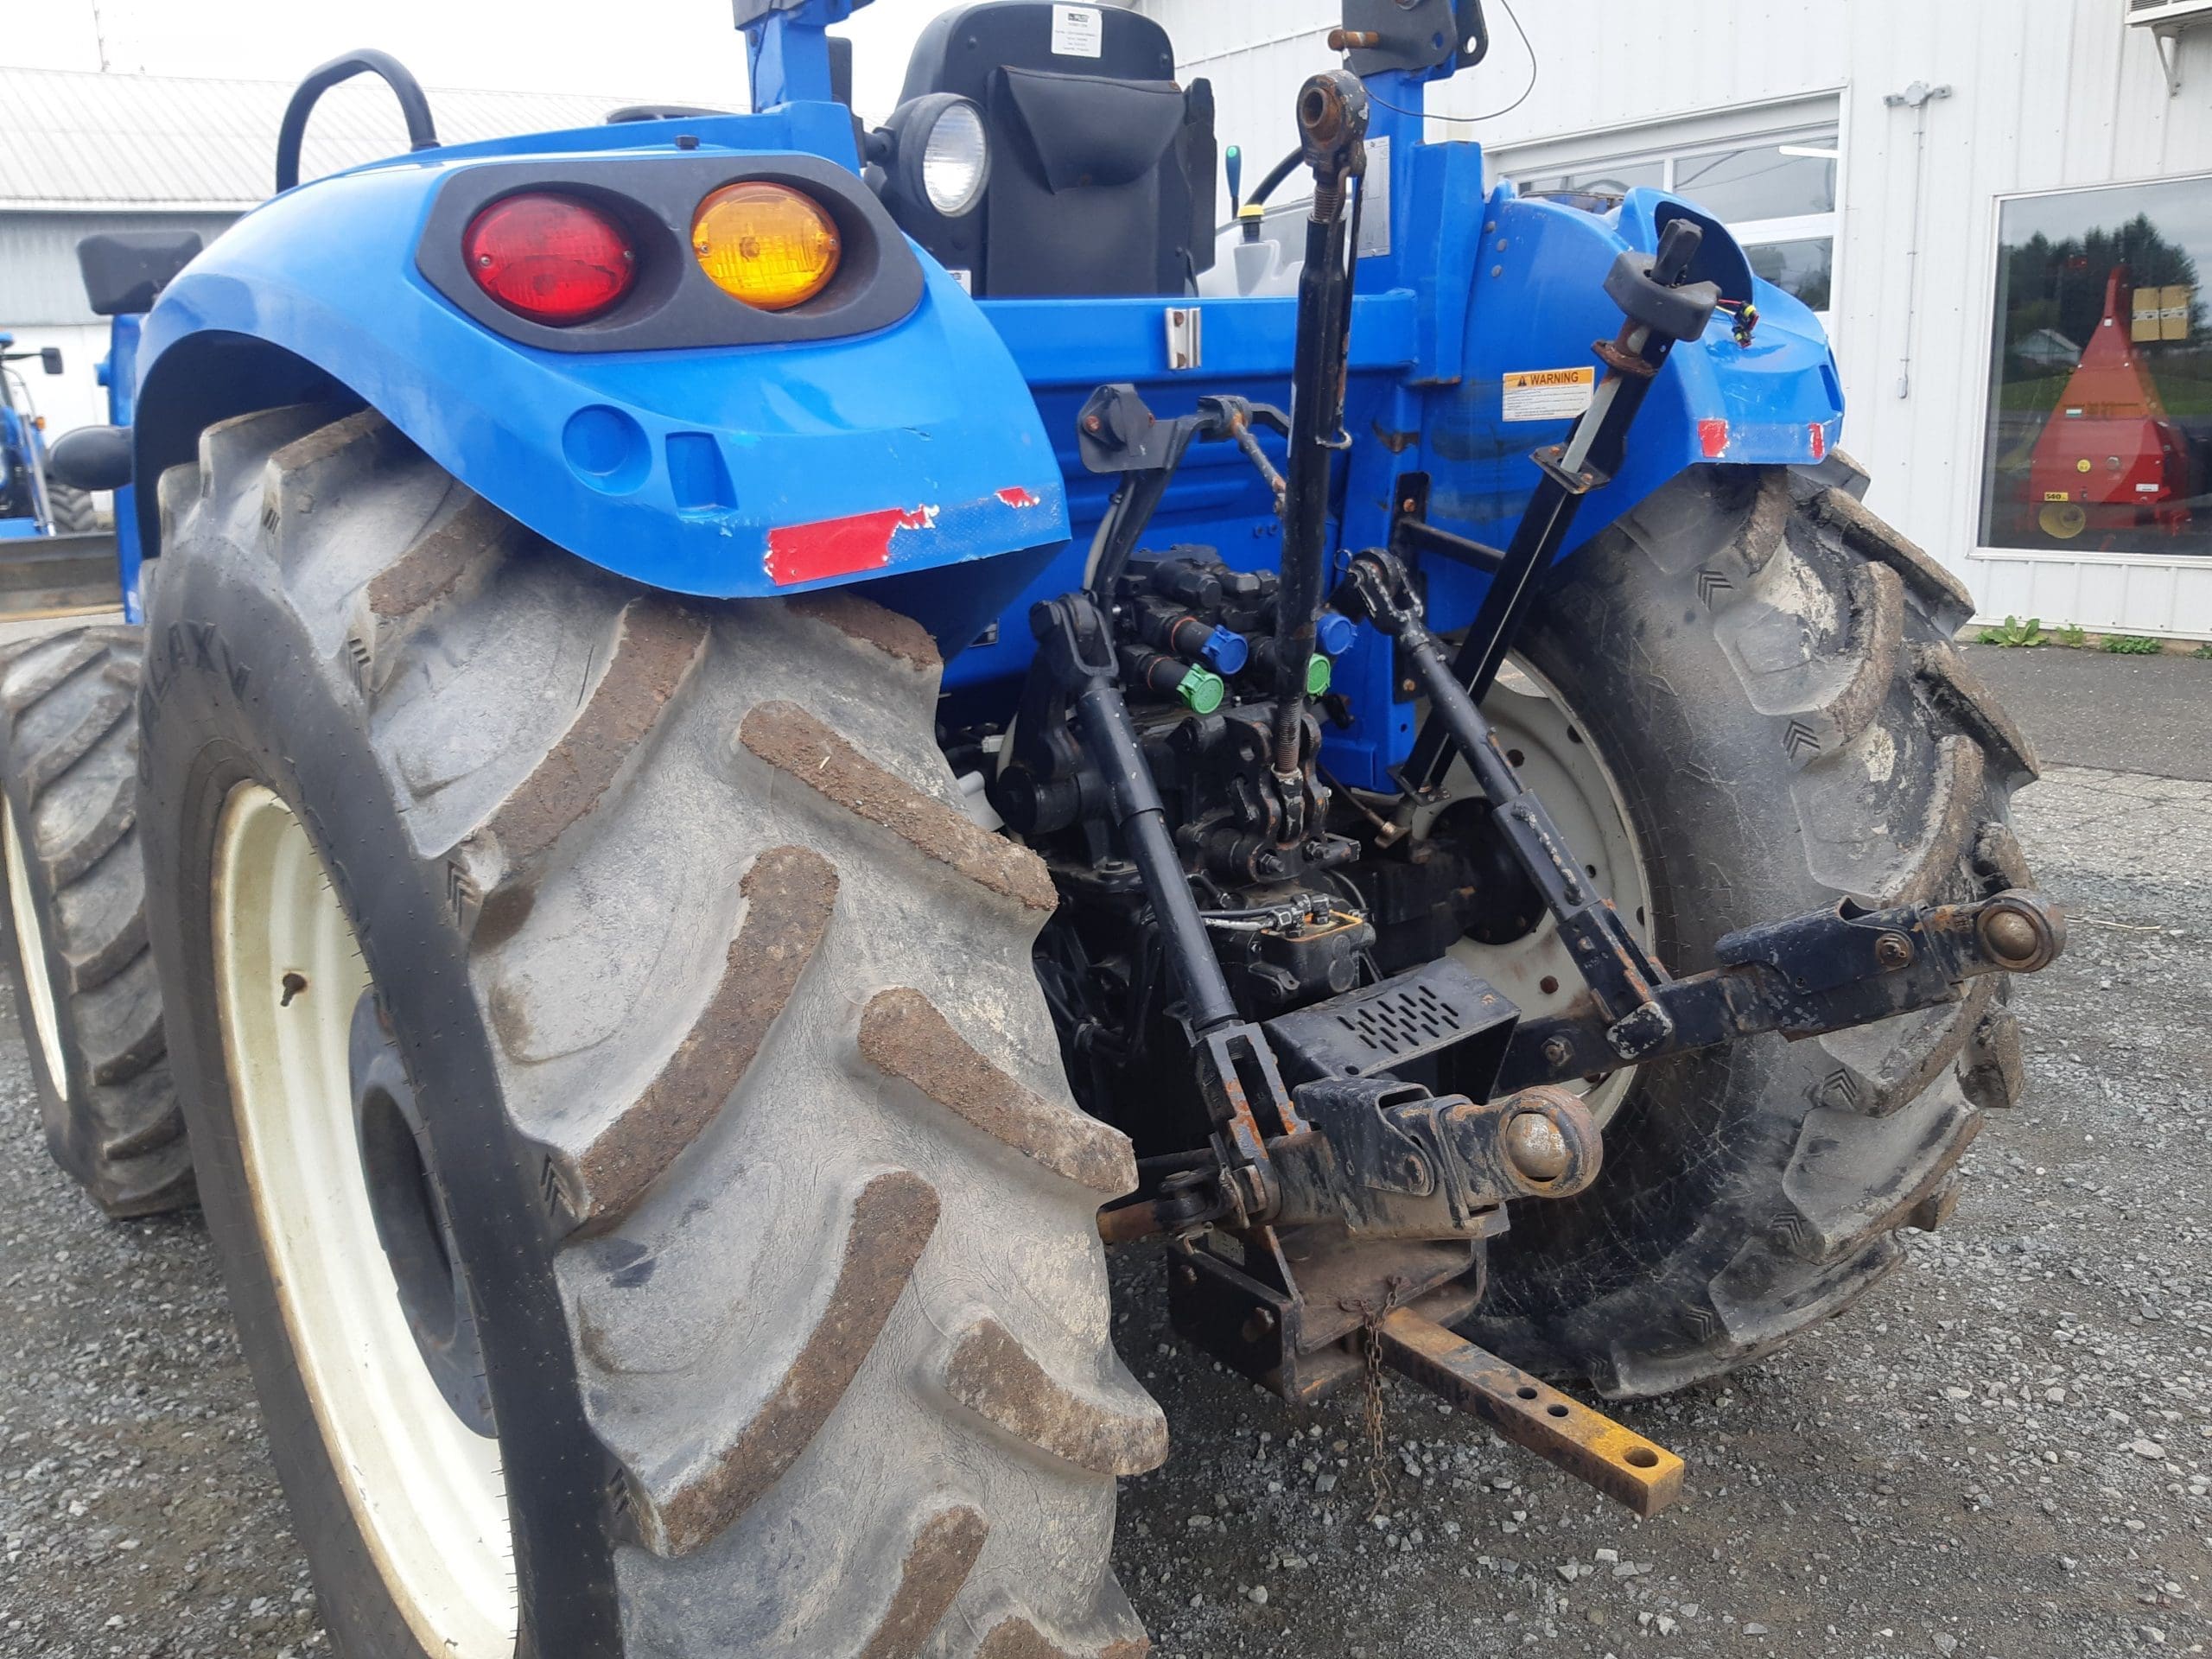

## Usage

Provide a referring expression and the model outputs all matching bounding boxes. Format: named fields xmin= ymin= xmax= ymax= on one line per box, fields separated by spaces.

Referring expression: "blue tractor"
xmin=0 ymin=334 xmax=95 ymax=537
xmin=13 ymin=5 xmax=2059 ymax=1653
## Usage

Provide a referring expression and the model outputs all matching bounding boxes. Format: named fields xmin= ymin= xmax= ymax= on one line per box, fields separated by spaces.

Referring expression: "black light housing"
xmin=869 ymin=93 xmax=994 ymax=223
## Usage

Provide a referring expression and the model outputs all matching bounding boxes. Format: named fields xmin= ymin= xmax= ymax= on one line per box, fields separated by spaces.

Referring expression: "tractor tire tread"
xmin=1471 ymin=465 xmax=2038 ymax=1398
xmin=0 ymin=625 xmax=188 ymax=1217
xmin=176 ymin=407 xmax=1152 ymax=1656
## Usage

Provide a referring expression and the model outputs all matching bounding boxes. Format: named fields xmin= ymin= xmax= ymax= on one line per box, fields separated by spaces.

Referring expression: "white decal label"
xmin=1501 ymin=366 xmax=1595 ymax=423
xmin=1052 ymin=4 xmax=1103 ymax=57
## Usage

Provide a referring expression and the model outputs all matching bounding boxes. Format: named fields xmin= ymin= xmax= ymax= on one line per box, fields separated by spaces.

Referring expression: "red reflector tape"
xmin=1809 ymin=422 xmax=1828 ymax=461
xmin=1698 ymin=418 xmax=1730 ymax=460
xmin=766 ymin=505 xmax=936 ymax=587
xmin=997 ymin=486 xmax=1043 ymax=509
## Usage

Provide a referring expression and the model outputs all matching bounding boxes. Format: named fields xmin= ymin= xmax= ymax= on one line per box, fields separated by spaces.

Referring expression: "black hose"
xmin=1246 ymin=146 xmax=1304 ymax=210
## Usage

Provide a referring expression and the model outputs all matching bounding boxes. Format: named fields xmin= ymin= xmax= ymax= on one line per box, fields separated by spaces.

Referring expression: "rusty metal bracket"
xmin=1376 ymin=1309 xmax=1685 ymax=1517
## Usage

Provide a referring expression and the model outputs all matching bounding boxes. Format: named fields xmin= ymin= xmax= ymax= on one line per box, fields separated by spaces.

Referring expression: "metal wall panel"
xmin=0 ymin=211 xmax=238 ymax=325
xmin=1141 ymin=0 xmax=2212 ymax=633
xmin=0 ymin=67 xmax=637 ymax=211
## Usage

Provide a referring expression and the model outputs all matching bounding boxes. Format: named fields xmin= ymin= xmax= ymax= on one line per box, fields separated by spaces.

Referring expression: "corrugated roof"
xmin=0 ymin=67 xmax=661 ymax=212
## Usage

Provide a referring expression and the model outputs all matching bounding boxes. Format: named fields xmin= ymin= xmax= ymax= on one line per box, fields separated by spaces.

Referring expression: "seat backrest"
xmin=893 ymin=3 xmax=1216 ymax=299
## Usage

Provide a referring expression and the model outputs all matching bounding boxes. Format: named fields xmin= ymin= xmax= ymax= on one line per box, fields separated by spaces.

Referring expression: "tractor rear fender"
xmin=130 ymin=116 xmax=1071 ymax=650
xmin=1414 ymin=178 xmax=1846 ymax=572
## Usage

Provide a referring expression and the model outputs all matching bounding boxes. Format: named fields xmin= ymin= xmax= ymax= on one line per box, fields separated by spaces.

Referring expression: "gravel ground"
xmin=3 ymin=763 xmax=2208 ymax=1657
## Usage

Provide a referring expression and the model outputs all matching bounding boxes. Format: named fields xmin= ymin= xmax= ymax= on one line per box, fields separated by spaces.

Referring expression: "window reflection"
xmin=1980 ymin=181 xmax=2211 ymax=555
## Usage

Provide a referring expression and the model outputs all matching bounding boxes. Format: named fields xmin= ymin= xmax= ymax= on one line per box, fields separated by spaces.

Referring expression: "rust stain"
xmin=639 ymin=1169 xmax=939 ymax=1556
xmin=854 ymin=1505 xmax=988 ymax=1659
xmin=739 ymin=702 xmax=1058 ymax=912
xmin=1376 ymin=1309 xmax=1684 ymax=1518
xmin=860 ymin=988 xmax=1135 ymax=1194
xmin=766 ymin=505 xmax=938 ymax=587
xmin=979 ymin=1618 xmax=1152 ymax=1659
xmin=786 ymin=590 xmax=943 ymax=672
xmin=568 ymin=846 xmax=838 ymax=1227
xmin=942 ymin=1316 xmax=1166 ymax=1476
xmin=487 ymin=601 xmax=708 ymax=870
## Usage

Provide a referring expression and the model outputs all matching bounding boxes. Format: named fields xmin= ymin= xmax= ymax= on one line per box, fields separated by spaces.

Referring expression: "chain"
xmin=1352 ymin=1276 xmax=1405 ymax=1521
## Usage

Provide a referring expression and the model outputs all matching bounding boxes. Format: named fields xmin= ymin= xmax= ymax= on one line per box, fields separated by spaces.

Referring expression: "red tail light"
xmin=464 ymin=194 xmax=636 ymax=326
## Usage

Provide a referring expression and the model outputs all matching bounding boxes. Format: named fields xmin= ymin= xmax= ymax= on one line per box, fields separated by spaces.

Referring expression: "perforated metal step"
xmin=1263 ymin=957 xmax=1518 ymax=1091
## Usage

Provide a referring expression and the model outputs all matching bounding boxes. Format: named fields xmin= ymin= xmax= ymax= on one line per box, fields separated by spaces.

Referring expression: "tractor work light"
xmin=868 ymin=93 xmax=994 ymax=224
xmin=463 ymin=193 xmax=637 ymax=326
xmin=918 ymin=101 xmax=991 ymax=217
xmin=691 ymin=182 xmax=842 ymax=311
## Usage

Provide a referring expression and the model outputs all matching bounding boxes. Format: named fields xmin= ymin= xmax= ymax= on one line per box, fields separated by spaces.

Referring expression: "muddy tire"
xmin=48 ymin=482 xmax=99 ymax=535
xmin=1466 ymin=461 xmax=2037 ymax=1397
xmin=139 ymin=405 xmax=1162 ymax=1657
xmin=0 ymin=624 xmax=188 ymax=1217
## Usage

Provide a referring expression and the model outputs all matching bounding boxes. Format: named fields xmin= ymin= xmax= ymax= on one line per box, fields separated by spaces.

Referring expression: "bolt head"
xmin=1541 ymin=1036 xmax=1573 ymax=1068
xmin=1503 ymin=1112 xmax=1573 ymax=1184
xmin=1874 ymin=931 xmax=1915 ymax=969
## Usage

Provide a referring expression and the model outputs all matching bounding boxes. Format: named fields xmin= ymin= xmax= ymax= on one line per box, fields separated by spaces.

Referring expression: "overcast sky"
xmin=6 ymin=0 xmax=1053 ymax=124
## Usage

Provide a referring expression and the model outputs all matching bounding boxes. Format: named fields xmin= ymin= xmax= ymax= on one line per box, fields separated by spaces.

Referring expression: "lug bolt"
xmin=1874 ymin=932 xmax=1915 ymax=970
xmin=1242 ymin=1306 xmax=1279 ymax=1343
xmin=1541 ymin=1036 xmax=1573 ymax=1069
xmin=1503 ymin=1112 xmax=1573 ymax=1183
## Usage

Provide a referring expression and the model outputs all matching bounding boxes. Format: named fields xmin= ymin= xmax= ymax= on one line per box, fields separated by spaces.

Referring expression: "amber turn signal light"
xmin=691 ymin=182 xmax=842 ymax=312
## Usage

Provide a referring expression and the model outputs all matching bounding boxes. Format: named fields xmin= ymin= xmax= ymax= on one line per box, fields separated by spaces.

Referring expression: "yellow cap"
xmin=692 ymin=182 xmax=842 ymax=312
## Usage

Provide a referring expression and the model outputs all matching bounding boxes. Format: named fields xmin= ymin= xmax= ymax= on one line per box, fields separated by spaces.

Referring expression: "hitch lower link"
xmin=1048 ymin=71 xmax=2063 ymax=1515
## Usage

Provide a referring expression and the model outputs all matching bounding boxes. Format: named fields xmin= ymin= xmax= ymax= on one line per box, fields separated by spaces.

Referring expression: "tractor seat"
xmin=890 ymin=2 xmax=1216 ymax=299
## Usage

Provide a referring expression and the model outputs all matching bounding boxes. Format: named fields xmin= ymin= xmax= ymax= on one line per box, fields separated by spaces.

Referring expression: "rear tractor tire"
xmin=139 ymin=404 xmax=1164 ymax=1657
xmin=1463 ymin=461 xmax=2039 ymax=1397
xmin=0 ymin=623 xmax=189 ymax=1217
xmin=48 ymin=482 xmax=100 ymax=535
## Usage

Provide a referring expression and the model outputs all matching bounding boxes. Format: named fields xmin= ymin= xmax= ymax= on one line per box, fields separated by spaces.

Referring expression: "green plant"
xmin=2055 ymin=622 xmax=2088 ymax=648
xmin=2192 ymin=642 xmax=2212 ymax=660
xmin=2103 ymin=633 xmax=2163 ymax=654
xmin=1977 ymin=615 xmax=2045 ymax=647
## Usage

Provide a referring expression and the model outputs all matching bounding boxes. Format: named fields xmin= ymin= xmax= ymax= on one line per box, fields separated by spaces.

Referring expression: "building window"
xmin=1978 ymin=176 xmax=2210 ymax=557
xmin=1509 ymin=127 xmax=1839 ymax=323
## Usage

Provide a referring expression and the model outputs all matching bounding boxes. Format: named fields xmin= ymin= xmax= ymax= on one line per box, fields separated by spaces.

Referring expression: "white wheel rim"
xmin=4 ymin=798 xmax=70 ymax=1100
xmin=213 ymin=783 xmax=517 ymax=1657
xmin=1424 ymin=658 xmax=1655 ymax=1127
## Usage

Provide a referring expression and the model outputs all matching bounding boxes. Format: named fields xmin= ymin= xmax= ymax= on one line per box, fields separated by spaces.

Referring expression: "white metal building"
xmin=0 ymin=69 xmax=633 ymax=442
xmin=1135 ymin=0 xmax=2212 ymax=639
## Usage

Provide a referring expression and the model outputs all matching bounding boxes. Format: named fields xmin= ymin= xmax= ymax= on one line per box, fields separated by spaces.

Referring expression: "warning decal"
xmin=1501 ymin=366 xmax=1596 ymax=423
xmin=1052 ymin=4 xmax=1103 ymax=57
